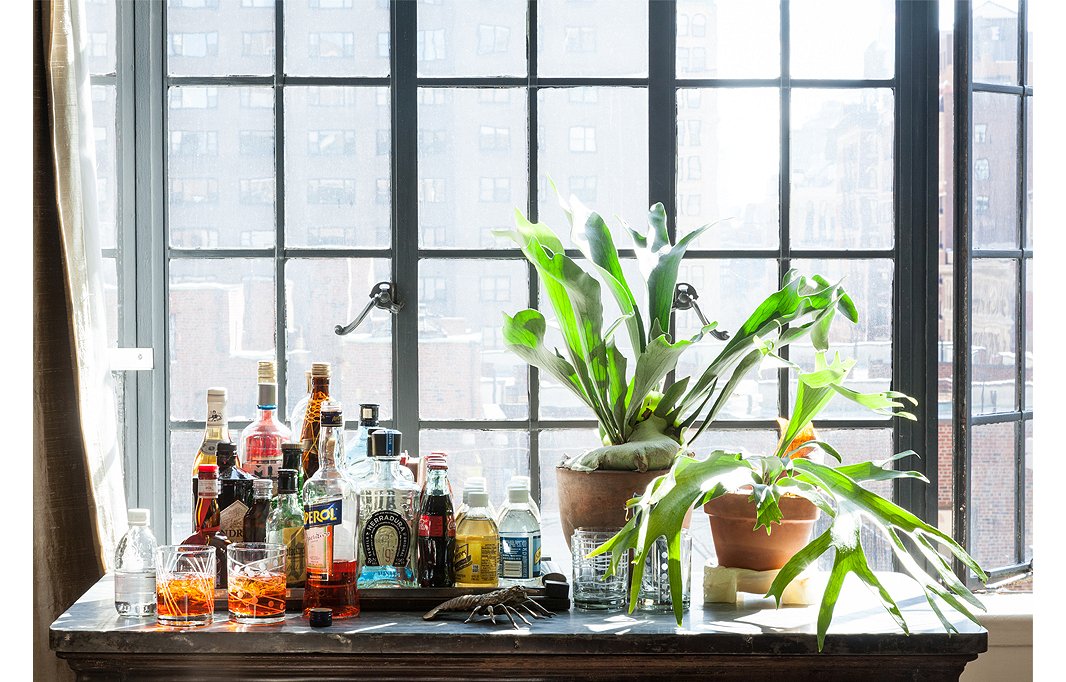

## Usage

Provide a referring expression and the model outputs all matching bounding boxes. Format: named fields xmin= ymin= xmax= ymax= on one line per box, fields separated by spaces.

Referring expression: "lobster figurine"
xmin=423 ymin=586 xmax=555 ymax=629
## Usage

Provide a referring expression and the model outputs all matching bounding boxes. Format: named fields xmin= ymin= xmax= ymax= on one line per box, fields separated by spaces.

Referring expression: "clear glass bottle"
xmin=299 ymin=362 xmax=332 ymax=480
xmin=239 ymin=360 xmax=292 ymax=486
xmin=288 ymin=370 xmax=312 ymax=436
xmin=189 ymin=387 xmax=232 ymax=531
xmin=357 ymin=429 xmax=419 ymax=588
xmin=341 ymin=403 xmax=379 ymax=476
xmin=114 ymin=508 xmax=157 ymax=617
xmin=454 ymin=491 xmax=498 ymax=588
xmin=497 ymin=483 xmax=542 ymax=588
xmin=268 ymin=468 xmax=306 ymax=588
xmin=302 ymin=401 xmax=360 ymax=619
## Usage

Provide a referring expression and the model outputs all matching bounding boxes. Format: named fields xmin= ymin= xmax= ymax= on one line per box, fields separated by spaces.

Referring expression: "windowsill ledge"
xmin=973 ymin=591 xmax=1033 ymax=646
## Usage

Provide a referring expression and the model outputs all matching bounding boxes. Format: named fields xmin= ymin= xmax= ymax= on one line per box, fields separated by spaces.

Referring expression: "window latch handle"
xmin=674 ymin=283 xmax=729 ymax=341
xmin=334 ymin=281 xmax=403 ymax=336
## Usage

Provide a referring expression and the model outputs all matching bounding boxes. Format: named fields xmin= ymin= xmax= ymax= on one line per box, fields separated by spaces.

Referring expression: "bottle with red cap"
xmin=417 ymin=457 xmax=456 ymax=587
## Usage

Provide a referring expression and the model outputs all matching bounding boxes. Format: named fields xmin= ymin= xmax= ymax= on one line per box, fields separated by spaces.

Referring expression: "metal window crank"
xmin=334 ymin=281 xmax=404 ymax=336
xmin=673 ymin=283 xmax=730 ymax=340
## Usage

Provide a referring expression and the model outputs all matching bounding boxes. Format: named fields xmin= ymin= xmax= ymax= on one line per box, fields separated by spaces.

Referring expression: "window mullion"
xmin=777 ymin=0 xmax=791 ymax=419
xmin=274 ymin=0 xmax=287 ymax=420
xmin=391 ymin=0 xmax=420 ymax=453
xmin=526 ymin=0 xmax=541 ymax=505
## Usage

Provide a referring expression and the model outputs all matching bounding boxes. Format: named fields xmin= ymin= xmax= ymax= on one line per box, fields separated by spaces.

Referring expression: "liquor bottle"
xmin=417 ymin=459 xmax=456 ymax=587
xmin=497 ymin=480 xmax=542 ymax=587
xmin=288 ymin=370 xmax=312 ymax=437
xmin=268 ymin=469 xmax=306 ymax=588
xmin=243 ymin=479 xmax=273 ymax=543
xmin=302 ymin=402 xmax=360 ymax=619
xmin=182 ymin=463 xmax=232 ymax=588
xmin=217 ymin=442 xmax=255 ymax=544
xmin=281 ymin=442 xmax=305 ymax=492
xmin=299 ymin=362 xmax=332 ymax=480
xmin=357 ymin=429 xmax=419 ymax=588
xmin=239 ymin=360 xmax=291 ymax=485
xmin=189 ymin=387 xmax=232 ymax=531
xmin=341 ymin=403 xmax=379 ymax=476
xmin=114 ymin=508 xmax=157 ymax=617
xmin=454 ymin=491 xmax=498 ymax=588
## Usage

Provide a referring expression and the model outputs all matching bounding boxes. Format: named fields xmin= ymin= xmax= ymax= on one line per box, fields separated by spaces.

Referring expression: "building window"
xmin=479 ymin=126 xmax=511 ymax=152
xmin=480 ymin=275 xmax=511 ymax=302
xmin=169 ymin=32 xmax=219 ymax=58
xmin=568 ymin=126 xmax=596 ymax=152
xmin=477 ymin=25 xmax=510 ymax=54
xmin=564 ymin=26 xmax=596 ymax=53
xmin=306 ymin=179 xmax=356 ymax=205
xmin=569 ymin=175 xmax=597 ymax=203
xmin=307 ymin=130 xmax=357 ymax=156
xmin=975 ymin=158 xmax=990 ymax=180
xmin=238 ymin=130 xmax=274 ymax=156
xmin=170 ymin=130 xmax=219 ymax=157
xmin=378 ymin=32 xmax=390 ymax=59
xmin=479 ymin=177 xmax=511 ymax=203
xmin=242 ymin=31 xmax=274 ymax=58
xmin=417 ymin=29 xmax=446 ymax=62
xmin=239 ymin=89 xmax=273 ymax=109
xmin=309 ymin=32 xmax=356 ymax=59
xmin=169 ymin=178 xmax=219 ymax=205
xmin=974 ymin=123 xmax=988 ymax=143
xmin=238 ymin=177 xmax=274 ymax=204
xmin=420 ymin=178 xmax=446 ymax=203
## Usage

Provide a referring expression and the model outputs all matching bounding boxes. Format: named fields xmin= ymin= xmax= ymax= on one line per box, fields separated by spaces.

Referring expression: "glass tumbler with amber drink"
xmin=227 ymin=542 xmax=287 ymax=624
xmin=155 ymin=545 xmax=216 ymax=627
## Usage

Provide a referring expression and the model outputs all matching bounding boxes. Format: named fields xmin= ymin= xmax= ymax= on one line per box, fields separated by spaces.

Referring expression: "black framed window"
xmin=99 ymin=1 xmax=959 ymax=575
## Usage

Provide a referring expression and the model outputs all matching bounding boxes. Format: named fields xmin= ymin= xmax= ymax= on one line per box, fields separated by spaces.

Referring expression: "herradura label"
xmin=304 ymin=498 xmax=342 ymax=576
xmin=361 ymin=510 xmax=411 ymax=567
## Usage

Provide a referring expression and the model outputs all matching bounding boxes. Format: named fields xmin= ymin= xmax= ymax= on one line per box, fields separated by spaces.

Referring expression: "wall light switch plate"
xmin=109 ymin=348 xmax=154 ymax=371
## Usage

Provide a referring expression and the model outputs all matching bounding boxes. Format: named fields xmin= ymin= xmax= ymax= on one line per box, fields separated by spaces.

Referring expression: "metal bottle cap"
xmin=207 ymin=387 xmax=227 ymax=399
xmin=311 ymin=362 xmax=332 ymax=377
xmin=253 ymin=479 xmax=273 ymax=495
xmin=309 ymin=607 xmax=332 ymax=627
xmin=359 ymin=403 xmax=380 ymax=424
xmin=368 ymin=429 xmax=402 ymax=458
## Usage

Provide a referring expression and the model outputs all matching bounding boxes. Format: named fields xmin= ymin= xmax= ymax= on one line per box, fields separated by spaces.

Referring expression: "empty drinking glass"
xmin=155 ymin=545 xmax=216 ymax=627
xmin=570 ymin=528 xmax=628 ymax=611
xmin=227 ymin=542 xmax=287 ymax=624
xmin=638 ymin=529 xmax=691 ymax=612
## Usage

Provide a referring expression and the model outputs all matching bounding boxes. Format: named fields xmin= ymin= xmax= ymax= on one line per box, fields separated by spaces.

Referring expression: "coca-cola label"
xmin=362 ymin=510 xmax=411 ymax=568
xmin=418 ymin=514 xmax=456 ymax=538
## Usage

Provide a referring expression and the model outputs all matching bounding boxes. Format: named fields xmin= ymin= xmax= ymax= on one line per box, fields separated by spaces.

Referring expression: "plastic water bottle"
xmin=114 ymin=508 xmax=157 ymax=617
xmin=497 ymin=483 xmax=542 ymax=588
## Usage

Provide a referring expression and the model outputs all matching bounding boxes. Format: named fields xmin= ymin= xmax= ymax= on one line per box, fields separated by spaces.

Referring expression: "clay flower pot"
xmin=703 ymin=492 xmax=819 ymax=572
xmin=555 ymin=467 xmax=665 ymax=549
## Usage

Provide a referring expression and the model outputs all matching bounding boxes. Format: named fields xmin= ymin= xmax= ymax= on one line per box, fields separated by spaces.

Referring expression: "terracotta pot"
xmin=703 ymin=492 xmax=819 ymax=572
xmin=555 ymin=467 xmax=666 ymax=549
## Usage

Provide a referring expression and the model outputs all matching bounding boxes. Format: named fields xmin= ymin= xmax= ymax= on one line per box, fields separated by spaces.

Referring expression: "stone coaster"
xmin=703 ymin=562 xmax=817 ymax=606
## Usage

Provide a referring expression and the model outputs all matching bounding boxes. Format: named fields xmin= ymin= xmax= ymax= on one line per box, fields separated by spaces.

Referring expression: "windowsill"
xmin=972 ymin=592 xmax=1033 ymax=646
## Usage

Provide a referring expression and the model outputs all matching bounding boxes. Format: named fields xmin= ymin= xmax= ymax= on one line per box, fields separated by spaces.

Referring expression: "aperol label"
xmin=305 ymin=498 xmax=342 ymax=575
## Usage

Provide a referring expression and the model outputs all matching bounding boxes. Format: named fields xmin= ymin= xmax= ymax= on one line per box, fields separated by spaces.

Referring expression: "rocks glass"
xmin=637 ymin=529 xmax=691 ymax=612
xmin=155 ymin=545 xmax=216 ymax=627
xmin=227 ymin=542 xmax=287 ymax=624
xmin=570 ymin=528 xmax=628 ymax=610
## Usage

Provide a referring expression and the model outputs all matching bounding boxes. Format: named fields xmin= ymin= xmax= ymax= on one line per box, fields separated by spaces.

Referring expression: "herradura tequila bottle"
xmin=239 ymin=360 xmax=292 ymax=486
xmin=298 ymin=362 xmax=332 ymax=480
xmin=302 ymin=402 xmax=359 ymax=619
xmin=190 ymin=387 xmax=232 ymax=532
xmin=357 ymin=429 xmax=418 ymax=588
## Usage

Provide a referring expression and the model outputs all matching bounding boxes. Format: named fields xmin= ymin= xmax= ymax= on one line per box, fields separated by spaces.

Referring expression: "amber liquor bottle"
xmin=189 ymin=388 xmax=232 ymax=532
xmin=298 ymin=362 xmax=332 ymax=480
xmin=182 ymin=463 xmax=232 ymax=588
xmin=243 ymin=479 xmax=272 ymax=543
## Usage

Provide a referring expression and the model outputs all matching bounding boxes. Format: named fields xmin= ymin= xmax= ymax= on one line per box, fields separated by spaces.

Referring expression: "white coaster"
xmin=703 ymin=562 xmax=817 ymax=606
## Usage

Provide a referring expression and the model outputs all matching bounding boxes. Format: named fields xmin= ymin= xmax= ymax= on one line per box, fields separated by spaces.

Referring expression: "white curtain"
xmin=46 ymin=0 xmax=128 ymax=569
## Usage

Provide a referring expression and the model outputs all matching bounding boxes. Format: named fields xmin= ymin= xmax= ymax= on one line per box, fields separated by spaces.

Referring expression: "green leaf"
xmin=624 ymin=322 xmax=711 ymax=433
xmin=502 ymin=309 xmax=589 ymax=405
xmin=833 ymin=449 xmax=928 ymax=484
xmin=750 ymin=483 xmax=784 ymax=532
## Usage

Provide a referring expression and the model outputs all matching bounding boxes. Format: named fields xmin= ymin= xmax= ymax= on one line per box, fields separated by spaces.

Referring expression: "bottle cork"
xmin=311 ymin=362 xmax=331 ymax=377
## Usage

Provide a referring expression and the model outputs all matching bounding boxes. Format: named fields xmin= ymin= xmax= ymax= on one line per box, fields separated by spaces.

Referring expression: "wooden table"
xmin=51 ymin=573 xmax=986 ymax=680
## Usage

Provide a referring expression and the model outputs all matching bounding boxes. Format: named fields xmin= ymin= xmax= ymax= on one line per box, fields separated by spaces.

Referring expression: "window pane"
xmin=676 ymin=0 xmax=778 ymax=78
xmin=971 ymin=259 xmax=1016 ymax=416
xmin=169 ymin=258 xmax=276 ymax=422
xmin=1025 ymin=98 xmax=1032 ymax=249
xmin=168 ymin=86 xmax=276 ymax=249
xmin=812 ymin=428 xmax=895 ymax=571
xmin=417 ymin=0 xmax=526 ymax=77
xmin=971 ymin=92 xmax=1018 ymax=250
xmin=674 ymin=259 xmax=780 ymax=420
xmin=284 ymin=87 xmax=390 ymax=248
xmin=85 ymin=0 xmax=117 ymax=75
xmin=537 ymin=87 xmax=648 ymax=244
xmin=790 ymin=0 xmax=894 ymax=79
xmin=170 ymin=429 xmax=207 ymax=542
xmin=421 ymin=429 xmax=529 ymax=509
xmin=676 ymin=88 xmax=779 ymax=250
xmin=791 ymin=89 xmax=894 ymax=250
xmin=101 ymin=256 xmax=120 ymax=348
xmin=284 ymin=0 xmax=390 ymax=77
xmin=790 ymin=259 xmax=893 ymax=419
xmin=419 ymin=259 xmax=529 ymax=420
xmin=167 ymin=0 xmax=275 ymax=76
xmin=1024 ymin=259 xmax=1032 ymax=410
xmin=91 ymin=84 xmax=118 ymax=250
xmin=973 ymin=0 xmax=1019 ymax=85
xmin=970 ymin=421 xmax=1017 ymax=568
xmin=418 ymin=89 xmax=527 ymax=248
xmin=1024 ymin=419 xmax=1032 ymax=561
xmin=537 ymin=0 xmax=647 ymax=77
xmin=539 ymin=429 xmax=606 ymax=567
xmin=284 ymin=258 xmax=393 ymax=421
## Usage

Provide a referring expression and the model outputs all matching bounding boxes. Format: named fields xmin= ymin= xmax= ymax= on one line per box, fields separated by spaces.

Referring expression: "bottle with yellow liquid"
xmin=454 ymin=491 xmax=499 ymax=588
